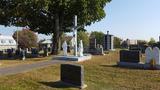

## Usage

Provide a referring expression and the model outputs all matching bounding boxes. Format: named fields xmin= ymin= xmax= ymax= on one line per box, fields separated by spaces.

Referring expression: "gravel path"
xmin=0 ymin=60 xmax=72 ymax=76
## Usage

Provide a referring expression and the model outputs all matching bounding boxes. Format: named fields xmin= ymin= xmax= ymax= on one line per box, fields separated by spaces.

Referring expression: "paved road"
xmin=0 ymin=60 xmax=73 ymax=76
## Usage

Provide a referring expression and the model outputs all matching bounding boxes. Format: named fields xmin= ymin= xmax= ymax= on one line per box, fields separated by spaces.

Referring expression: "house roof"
xmin=0 ymin=35 xmax=17 ymax=45
xmin=41 ymin=39 xmax=52 ymax=44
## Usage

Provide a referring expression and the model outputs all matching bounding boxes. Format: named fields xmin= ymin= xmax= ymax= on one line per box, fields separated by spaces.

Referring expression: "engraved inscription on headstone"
xmin=61 ymin=64 xmax=86 ymax=89
xmin=120 ymin=50 xmax=141 ymax=63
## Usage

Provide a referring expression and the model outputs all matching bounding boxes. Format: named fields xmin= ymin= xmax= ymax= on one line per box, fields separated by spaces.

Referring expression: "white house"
xmin=0 ymin=35 xmax=17 ymax=51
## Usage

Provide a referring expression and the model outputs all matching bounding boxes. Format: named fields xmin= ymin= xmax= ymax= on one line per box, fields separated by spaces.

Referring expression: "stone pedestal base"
xmin=53 ymin=54 xmax=92 ymax=62
xmin=118 ymin=62 xmax=160 ymax=70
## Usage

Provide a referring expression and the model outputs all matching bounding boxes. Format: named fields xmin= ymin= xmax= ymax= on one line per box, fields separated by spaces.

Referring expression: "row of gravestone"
xmin=86 ymin=38 xmax=104 ymax=55
xmin=0 ymin=48 xmax=49 ymax=59
xmin=120 ymin=47 xmax=160 ymax=65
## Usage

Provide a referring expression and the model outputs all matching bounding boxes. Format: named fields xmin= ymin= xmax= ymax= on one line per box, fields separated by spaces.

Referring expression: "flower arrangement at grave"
xmin=149 ymin=59 xmax=156 ymax=70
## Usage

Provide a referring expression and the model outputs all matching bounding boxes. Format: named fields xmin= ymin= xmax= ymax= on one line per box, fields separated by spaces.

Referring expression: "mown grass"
xmin=0 ymin=51 xmax=160 ymax=90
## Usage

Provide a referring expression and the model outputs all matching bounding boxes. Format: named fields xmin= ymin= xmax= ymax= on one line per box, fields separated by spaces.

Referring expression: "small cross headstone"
xmin=145 ymin=47 xmax=153 ymax=64
xmin=153 ymin=47 xmax=160 ymax=65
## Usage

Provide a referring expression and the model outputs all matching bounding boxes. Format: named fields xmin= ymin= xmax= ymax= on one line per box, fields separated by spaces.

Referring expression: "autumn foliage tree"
xmin=13 ymin=29 xmax=38 ymax=48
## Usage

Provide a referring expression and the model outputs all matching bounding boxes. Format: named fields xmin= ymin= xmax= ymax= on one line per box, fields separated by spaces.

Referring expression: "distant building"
xmin=126 ymin=39 xmax=137 ymax=45
xmin=104 ymin=31 xmax=114 ymax=50
xmin=39 ymin=39 xmax=52 ymax=48
xmin=0 ymin=35 xmax=17 ymax=51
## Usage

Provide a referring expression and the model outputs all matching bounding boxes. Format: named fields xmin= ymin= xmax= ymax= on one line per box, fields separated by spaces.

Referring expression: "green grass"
xmin=0 ymin=51 xmax=160 ymax=90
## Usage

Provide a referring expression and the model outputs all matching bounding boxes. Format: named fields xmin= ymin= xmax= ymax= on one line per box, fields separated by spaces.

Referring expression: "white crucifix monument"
xmin=54 ymin=15 xmax=91 ymax=62
xmin=153 ymin=47 xmax=160 ymax=65
xmin=73 ymin=15 xmax=78 ymax=56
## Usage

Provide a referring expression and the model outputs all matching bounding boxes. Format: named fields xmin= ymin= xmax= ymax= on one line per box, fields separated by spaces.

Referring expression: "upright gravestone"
xmin=99 ymin=45 xmax=104 ymax=55
xmin=120 ymin=50 xmax=141 ymax=63
xmin=153 ymin=47 xmax=160 ymax=65
xmin=15 ymin=49 xmax=21 ymax=58
xmin=89 ymin=38 xmax=96 ymax=49
xmin=0 ymin=51 xmax=4 ymax=59
xmin=61 ymin=64 xmax=87 ymax=89
xmin=145 ymin=47 xmax=153 ymax=64
xmin=104 ymin=31 xmax=114 ymax=50
xmin=31 ymin=48 xmax=39 ymax=57
xmin=7 ymin=49 xmax=13 ymax=58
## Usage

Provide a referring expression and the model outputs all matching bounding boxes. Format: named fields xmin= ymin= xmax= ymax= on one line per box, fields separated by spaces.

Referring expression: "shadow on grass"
xmin=100 ymin=64 xmax=152 ymax=70
xmin=39 ymin=81 xmax=76 ymax=88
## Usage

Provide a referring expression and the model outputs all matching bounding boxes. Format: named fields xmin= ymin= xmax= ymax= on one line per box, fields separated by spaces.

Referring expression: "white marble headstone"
xmin=145 ymin=47 xmax=153 ymax=64
xmin=153 ymin=47 xmax=160 ymax=65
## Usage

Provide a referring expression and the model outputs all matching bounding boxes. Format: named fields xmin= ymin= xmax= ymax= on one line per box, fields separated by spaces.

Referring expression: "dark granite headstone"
xmin=15 ymin=49 xmax=21 ymax=56
xmin=7 ymin=49 xmax=13 ymax=58
xmin=89 ymin=38 xmax=96 ymax=49
xmin=61 ymin=64 xmax=86 ymax=89
xmin=120 ymin=50 xmax=141 ymax=63
xmin=0 ymin=51 xmax=4 ymax=59
xmin=67 ymin=46 xmax=70 ymax=53
xmin=104 ymin=34 xmax=114 ymax=50
xmin=31 ymin=48 xmax=39 ymax=57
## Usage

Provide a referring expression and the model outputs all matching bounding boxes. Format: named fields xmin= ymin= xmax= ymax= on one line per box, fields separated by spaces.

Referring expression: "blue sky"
xmin=86 ymin=0 xmax=160 ymax=41
xmin=0 ymin=0 xmax=160 ymax=41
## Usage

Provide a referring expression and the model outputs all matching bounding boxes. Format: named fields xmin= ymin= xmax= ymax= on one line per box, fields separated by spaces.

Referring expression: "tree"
xmin=114 ymin=37 xmax=122 ymax=48
xmin=137 ymin=40 xmax=147 ymax=46
xmin=148 ymin=38 xmax=156 ymax=46
xmin=13 ymin=29 xmax=38 ymax=48
xmin=77 ymin=31 xmax=89 ymax=47
xmin=0 ymin=0 xmax=111 ymax=54
xmin=90 ymin=31 xmax=105 ymax=45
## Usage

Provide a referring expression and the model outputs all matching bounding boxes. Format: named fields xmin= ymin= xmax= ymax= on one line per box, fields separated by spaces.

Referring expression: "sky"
xmin=0 ymin=0 xmax=160 ymax=41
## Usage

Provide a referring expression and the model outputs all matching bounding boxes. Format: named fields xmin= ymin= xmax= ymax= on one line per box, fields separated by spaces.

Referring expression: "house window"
xmin=1 ymin=40 xmax=6 ymax=43
xmin=9 ymin=40 xmax=13 ymax=43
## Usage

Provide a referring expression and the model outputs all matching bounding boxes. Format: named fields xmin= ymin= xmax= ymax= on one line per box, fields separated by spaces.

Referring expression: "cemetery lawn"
xmin=0 ymin=56 xmax=52 ymax=68
xmin=1 ymin=51 xmax=160 ymax=90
